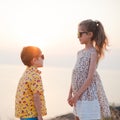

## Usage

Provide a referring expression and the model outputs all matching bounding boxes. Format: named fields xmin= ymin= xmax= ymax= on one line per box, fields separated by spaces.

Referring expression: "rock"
xmin=47 ymin=106 xmax=120 ymax=120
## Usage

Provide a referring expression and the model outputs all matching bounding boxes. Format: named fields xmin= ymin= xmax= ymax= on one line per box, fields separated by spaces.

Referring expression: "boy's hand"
xmin=38 ymin=116 xmax=43 ymax=120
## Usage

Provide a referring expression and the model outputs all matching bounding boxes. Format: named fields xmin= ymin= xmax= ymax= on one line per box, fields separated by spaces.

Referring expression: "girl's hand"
xmin=67 ymin=93 xmax=73 ymax=107
xmin=70 ymin=94 xmax=79 ymax=106
xmin=68 ymin=98 xmax=73 ymax=107
xmin=67 ymin=95 xmax=73 ymax=107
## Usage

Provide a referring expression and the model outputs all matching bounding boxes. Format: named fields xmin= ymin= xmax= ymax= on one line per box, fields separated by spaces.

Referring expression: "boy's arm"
xmin=33 ymin=92 xmax=43 ymax=120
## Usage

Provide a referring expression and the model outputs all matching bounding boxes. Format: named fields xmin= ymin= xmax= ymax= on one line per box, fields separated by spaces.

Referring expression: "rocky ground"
xmin=47 ymin=106 xmax=120 ymax=120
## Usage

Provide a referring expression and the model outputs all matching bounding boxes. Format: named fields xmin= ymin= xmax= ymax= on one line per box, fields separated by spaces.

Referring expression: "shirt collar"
xmin=26 ymin=66 xmax=41 ymax=74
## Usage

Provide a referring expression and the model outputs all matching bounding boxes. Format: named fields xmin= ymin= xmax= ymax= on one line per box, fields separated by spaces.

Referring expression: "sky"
xmin=0 ymin=0 xmax=120 ymax=69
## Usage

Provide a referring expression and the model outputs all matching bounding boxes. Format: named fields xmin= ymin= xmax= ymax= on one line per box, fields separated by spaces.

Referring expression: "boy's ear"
xmin=31 ymin=58 xmax=36 ymax=65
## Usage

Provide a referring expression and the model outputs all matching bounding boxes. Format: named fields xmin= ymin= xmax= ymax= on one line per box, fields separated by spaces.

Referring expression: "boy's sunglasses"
xmin=78 ymin=32 xmax=88 ymax=37
xmin=40 ymin=54 xmax=44 ymax=60
xmin=37 ymin=54 xmax=44 ymax=60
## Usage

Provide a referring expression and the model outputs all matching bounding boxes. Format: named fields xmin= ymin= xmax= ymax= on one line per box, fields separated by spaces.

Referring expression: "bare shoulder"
xmin=89 ymin=48 xmax=98 ymax=62
xmin=90 ymin=48 xmax=97 ymax=55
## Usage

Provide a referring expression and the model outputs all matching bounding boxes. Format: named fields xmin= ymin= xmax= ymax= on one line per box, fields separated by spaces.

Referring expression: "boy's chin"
xmin=39 ymin=64 xmax=43 ymax=67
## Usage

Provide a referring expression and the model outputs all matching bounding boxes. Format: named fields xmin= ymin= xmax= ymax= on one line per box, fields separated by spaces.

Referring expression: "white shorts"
xmin=73 ymin=100 xmax=101 ymax=120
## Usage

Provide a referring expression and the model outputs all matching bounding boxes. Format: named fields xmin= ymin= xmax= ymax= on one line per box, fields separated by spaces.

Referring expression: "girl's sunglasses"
xmin=78 ymin=32 xmax=88 ymax=37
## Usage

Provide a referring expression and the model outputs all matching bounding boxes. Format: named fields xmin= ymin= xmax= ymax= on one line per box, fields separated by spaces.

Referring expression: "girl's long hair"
xmin=79 ymin=19 xmax=108 ymax=60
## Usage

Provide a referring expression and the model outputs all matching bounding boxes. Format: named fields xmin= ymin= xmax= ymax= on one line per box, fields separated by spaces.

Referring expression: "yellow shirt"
xmin=15 ymin=66 xmax=47 ymax=118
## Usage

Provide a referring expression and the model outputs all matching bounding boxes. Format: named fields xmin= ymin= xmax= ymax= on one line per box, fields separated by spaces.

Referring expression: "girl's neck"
xmin=85 ymin=43 xmax=94 ymax=50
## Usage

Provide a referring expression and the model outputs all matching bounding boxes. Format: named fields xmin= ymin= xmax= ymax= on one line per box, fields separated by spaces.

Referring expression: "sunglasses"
xmin=78 ymin=32 xmax=88 ymax=37
xmin=37 ymin=54 xmax=44 ymax=60
xmin=40 ymin=54 xmax=44 ymax=60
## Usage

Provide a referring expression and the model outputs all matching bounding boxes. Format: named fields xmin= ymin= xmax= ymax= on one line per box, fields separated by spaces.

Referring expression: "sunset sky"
xmin=0 ymin=0 xmax=120 ymax=69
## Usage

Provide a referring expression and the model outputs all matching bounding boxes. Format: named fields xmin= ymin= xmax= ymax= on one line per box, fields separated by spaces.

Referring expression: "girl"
xmin=67 ymin=19 xmax=111 ymax=120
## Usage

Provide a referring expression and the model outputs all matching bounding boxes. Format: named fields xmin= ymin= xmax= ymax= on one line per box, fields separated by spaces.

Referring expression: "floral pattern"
xmin=96 ymin=77 xmax=111 ymax=118
xmin=72 ymin=48 xmax=111 ymax=118
xmin=15 ymin=66 xmax=47 ymax=118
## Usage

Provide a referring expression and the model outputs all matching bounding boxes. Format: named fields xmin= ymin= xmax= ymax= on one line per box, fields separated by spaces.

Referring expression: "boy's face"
xmin=32 ymin=54 xmax=44 ymax=67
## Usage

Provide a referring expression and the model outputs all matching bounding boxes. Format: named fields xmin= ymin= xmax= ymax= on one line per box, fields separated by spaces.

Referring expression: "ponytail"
xmin=79 ymin=19 xmax=108 ymax=60
xmin=94 ymin=21 xmax=108 ymax=59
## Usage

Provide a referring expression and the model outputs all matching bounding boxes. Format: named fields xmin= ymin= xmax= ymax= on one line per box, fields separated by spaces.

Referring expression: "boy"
xmin=15 ymin=46 xmax=47 ymax=120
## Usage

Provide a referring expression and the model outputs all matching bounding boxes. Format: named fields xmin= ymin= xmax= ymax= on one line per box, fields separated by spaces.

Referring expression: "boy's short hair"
xmin=21 ymin=46 xmax=42 ymax=67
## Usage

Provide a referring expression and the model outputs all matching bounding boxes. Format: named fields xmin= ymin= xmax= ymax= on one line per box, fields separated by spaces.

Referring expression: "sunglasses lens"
xmin=78 ymin=32 xmax=87 ymax=37
xmin=80 ymin=33 xmax=82 ymax=37
xmin=41 ymin=54 xmax=44 ymax=59
xmin=78 ymin=32 xmax=82 ymax=37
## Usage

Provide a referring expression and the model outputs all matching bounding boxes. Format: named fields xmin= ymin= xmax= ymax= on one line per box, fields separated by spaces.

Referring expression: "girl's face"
xmin=78 ymin=26 xmax=91 ymax=44
xmin=31 ymin=54 xmax=44 ymax=67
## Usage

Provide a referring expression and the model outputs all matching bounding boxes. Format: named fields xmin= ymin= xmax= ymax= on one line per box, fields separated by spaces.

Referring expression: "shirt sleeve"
xmin=30 ymin=73 xmax=44 ymax=94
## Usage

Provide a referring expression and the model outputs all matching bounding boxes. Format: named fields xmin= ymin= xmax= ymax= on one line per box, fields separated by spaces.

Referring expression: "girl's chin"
xmin=80 ymin=41 xmax=84 ymax=44
xmin=79 ymin=40 xmax=83 ymax=43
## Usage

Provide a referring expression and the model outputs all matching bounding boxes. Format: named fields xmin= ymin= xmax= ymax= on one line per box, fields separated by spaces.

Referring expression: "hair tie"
xmin=95 ymin=21 xmax=99 ymax=27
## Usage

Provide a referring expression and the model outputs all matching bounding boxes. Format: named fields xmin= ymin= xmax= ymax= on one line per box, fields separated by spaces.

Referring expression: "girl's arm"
xmin=71 ymin=52 xmax=98 ymax=105
xmin=33 ymin=92 xmax=43 ymax=120
xmin=67 ymin=84 xmax=73 ymax=106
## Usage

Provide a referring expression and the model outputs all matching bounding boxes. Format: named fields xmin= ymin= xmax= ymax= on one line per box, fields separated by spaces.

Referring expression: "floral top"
xmin=15 ymin=66 xmax=47 ymax=118
xmin=72 ymin=48 xmax=111 ymax=118
xmin=72 ymin=48 xmax=98 ymax=101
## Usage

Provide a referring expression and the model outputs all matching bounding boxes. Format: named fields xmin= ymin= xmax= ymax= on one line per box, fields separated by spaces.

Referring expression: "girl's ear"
xmin=88 ymin=32 xmax=93 ymax=39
